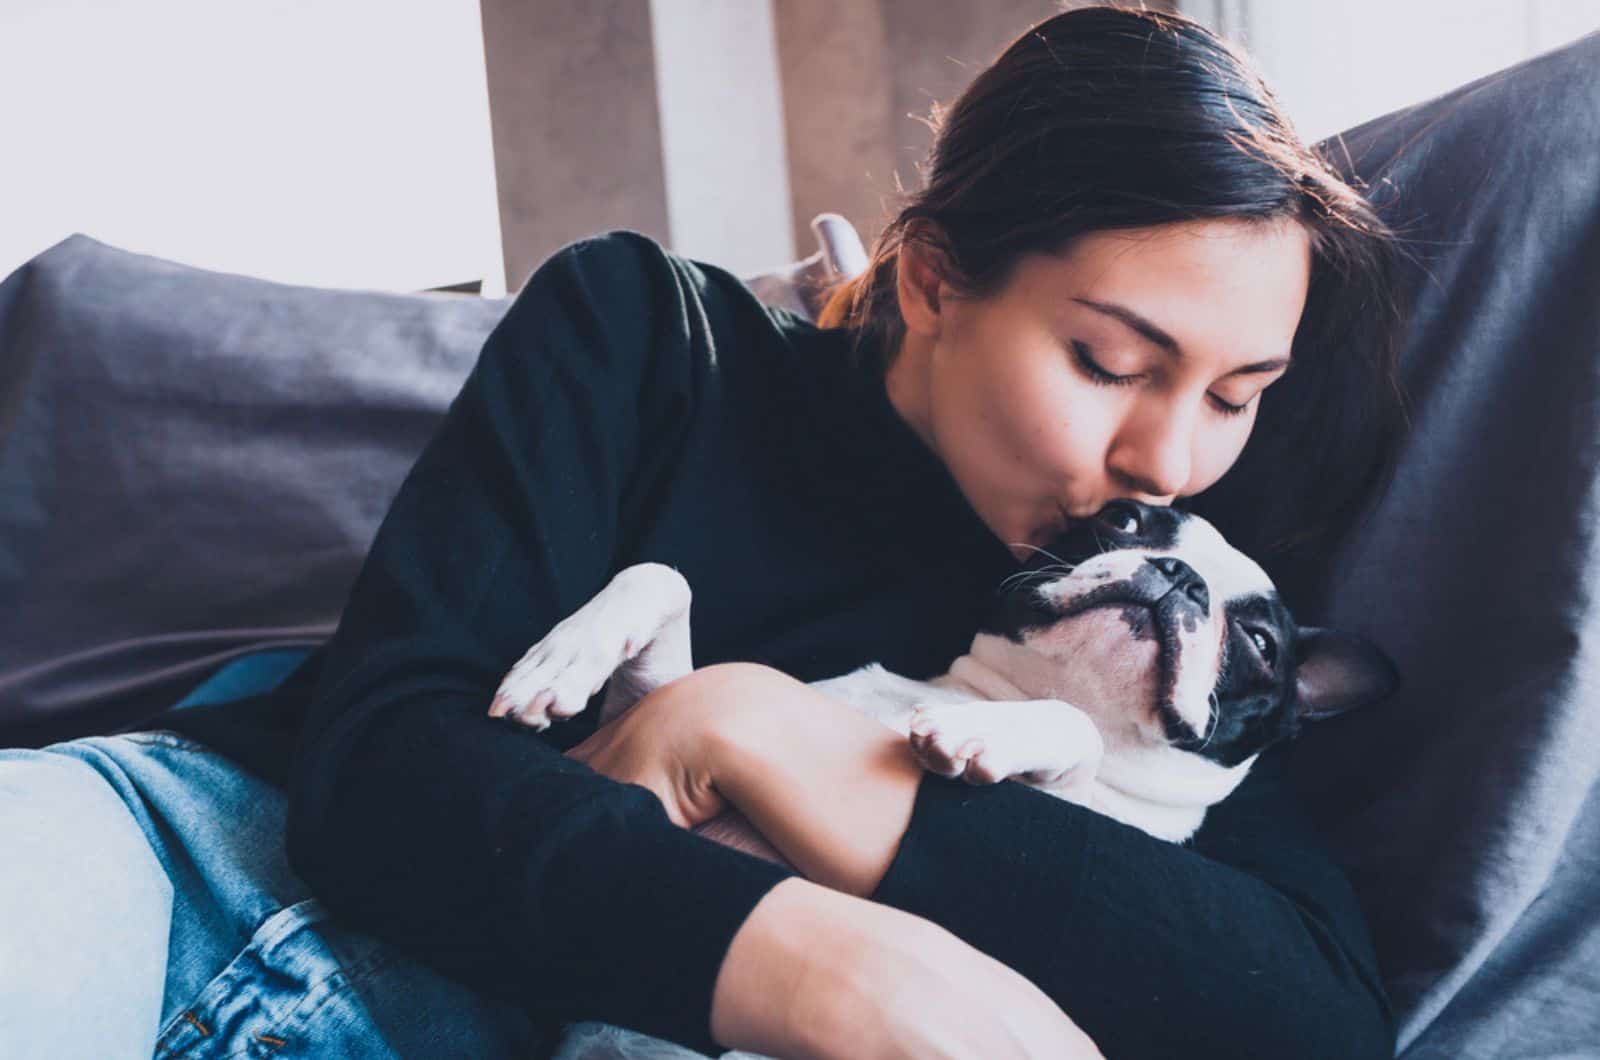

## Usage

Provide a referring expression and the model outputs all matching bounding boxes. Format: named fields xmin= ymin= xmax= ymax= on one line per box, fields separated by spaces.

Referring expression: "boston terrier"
xmin=488 ymin=499 xmax=1399 ymax=852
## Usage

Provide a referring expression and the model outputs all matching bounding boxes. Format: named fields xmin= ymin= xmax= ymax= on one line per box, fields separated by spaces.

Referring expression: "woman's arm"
xmin=706 ymin=665 xmax=1396 ymax=1060
xmin=701 ymin=664 xmax=923 ymax=896
xmin=560 ymin=664 xmax=1108 ymax=1059
xmin=283 ymin=234 xmax=804 ymax=1059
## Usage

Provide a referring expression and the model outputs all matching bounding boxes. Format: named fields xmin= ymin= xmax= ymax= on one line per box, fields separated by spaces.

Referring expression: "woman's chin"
xmin=1006 ymin=524 xmax=1063 ymax=560
xmin=1035 ymin=515 xmax=1073 ymax=547
xmin=993 ymin=506 xmax=1074 ymax=559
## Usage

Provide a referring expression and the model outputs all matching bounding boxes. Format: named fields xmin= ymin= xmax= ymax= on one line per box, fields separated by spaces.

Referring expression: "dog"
xmin=489 ymin=499 xmax=1399 ymax=853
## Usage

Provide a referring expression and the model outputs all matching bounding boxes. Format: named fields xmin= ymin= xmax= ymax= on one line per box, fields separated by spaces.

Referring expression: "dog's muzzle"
xmin=1054 ymin=554 xmax=1210 ymax=626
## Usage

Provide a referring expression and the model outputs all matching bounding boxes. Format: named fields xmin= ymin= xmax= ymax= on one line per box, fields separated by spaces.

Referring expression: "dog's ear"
xmin=1291 ymin=627 xmax=1402 ymax=721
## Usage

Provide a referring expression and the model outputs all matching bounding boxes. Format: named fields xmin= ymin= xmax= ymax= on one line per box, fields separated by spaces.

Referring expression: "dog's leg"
xmin=907 ymin=699 xmax=1105 ymax=796
xmin=595 ymin=580 xmax=693 ymax=727
xmin=490 ymin=562 xmax=694 ymax=731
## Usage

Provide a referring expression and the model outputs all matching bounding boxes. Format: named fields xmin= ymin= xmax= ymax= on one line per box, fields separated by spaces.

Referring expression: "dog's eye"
xmin=1098 ymin=501 xmax=1142 ymax=537
xmin=1249 ymin=628 xmax=1277 ymax=667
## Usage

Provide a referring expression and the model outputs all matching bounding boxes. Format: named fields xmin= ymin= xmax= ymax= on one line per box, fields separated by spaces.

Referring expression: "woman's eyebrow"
xmin=1070 ymin=297 xmax=1291 ymax=375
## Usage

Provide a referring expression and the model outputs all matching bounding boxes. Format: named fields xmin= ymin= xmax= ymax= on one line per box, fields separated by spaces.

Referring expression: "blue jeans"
xmin=0 ymin=649 xmax=550 ymax=1059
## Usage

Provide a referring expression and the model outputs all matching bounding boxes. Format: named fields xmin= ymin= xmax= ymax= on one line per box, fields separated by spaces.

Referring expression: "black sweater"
xmin=146 ymin=230 xmax=1394 ymax=1059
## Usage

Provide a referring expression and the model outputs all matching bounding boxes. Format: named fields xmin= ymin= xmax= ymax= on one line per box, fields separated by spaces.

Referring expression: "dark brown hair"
xmin=817 ymin=5 xmax=1410 ymax=598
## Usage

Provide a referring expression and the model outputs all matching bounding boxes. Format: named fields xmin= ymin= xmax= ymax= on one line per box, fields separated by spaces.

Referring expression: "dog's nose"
xmin=1149 ymin=556 xmax=1209 ymax=612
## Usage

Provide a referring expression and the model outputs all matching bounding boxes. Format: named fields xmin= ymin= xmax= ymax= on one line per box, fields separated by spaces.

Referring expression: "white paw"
xmin=488 ymin=563 xmax=691 ymax=731
xmin=907 ymin=699 xmax=1103 ymax=788
xmin=907 ymin=702 xmax=1020 ymax=785
xmin=489 ymin=616 xmax=641 ymax=731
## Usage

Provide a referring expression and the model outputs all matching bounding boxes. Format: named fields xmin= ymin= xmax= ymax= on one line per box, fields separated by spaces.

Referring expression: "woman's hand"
xmin=713 ymin=877 xmax=1106 ymax=1060
xmin=706 ymin=666 xmax=928 ymax=898
xmin=560 ymin=670 xmax=738 ymax=830
xmin=574 ymin=660 xmax=929 ymax=896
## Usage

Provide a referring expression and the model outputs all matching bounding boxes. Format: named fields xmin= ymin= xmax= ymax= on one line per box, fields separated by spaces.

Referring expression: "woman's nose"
xmin=1106 ymin=406 xmax=1193 ymax=500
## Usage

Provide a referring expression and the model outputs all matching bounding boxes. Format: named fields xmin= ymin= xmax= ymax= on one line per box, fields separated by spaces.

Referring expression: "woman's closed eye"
xmin=1070 ymin=339 xmax=1255 ymax=418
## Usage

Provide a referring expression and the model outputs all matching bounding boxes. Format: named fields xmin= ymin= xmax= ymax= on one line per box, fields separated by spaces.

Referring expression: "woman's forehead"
xmin=1018 ymin=221 xmax=1311 ymax=359
xmin=1034 ymin=218 xmax=1309 ymax=288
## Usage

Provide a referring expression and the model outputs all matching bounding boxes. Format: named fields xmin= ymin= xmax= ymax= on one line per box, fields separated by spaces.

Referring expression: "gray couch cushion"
xmin=0 ymin=240 xmax=514 ymax=745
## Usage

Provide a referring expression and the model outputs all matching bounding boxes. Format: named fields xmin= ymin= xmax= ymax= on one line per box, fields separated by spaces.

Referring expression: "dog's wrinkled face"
xmin=977 ymin=500 xmax=1398 ymax=767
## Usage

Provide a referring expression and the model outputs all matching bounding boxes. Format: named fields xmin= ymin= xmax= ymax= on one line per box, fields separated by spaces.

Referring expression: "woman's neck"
xmin=883 ymin=334 xmax=938 ymax=456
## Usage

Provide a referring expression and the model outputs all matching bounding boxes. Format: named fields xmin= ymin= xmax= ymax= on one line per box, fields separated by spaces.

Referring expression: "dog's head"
xmin=975 ymin=499 xmax=1399 ymax=767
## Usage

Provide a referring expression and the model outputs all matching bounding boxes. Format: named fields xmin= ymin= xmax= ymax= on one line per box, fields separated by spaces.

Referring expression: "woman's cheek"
xmin=1190 ymin=416 xmax=1255 ymax=493
xmin=1035 ymin=388 xmax=1114 ymax=473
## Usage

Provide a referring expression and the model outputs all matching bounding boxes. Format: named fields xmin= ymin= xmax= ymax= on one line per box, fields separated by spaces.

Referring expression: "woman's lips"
xmin=1033 ymin=503 xmax=1093 ymax=546
xmin=1036 ymin=513 xmax=1069 ymax=543
xmin=1045 ymin=504 xmax=1082 ymax=536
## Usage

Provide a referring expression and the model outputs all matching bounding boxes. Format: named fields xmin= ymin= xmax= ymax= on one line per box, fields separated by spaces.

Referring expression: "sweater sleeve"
xmin=868 ymin=745 xmax=1395 ymax=1060
xmin=284 ymin=231 xmax=798 ymax=1056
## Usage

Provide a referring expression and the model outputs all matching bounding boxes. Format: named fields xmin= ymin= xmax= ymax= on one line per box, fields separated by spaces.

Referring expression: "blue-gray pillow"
xmin=0 ymin=238 xmax=512 ymax=746
xmin=1195 ymin=30 xmax=1600 ymax=1058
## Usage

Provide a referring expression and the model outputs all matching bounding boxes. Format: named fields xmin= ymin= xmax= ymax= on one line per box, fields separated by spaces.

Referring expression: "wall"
xmin=480 ymin=0 xmax=668 ymax=290
xmin=0 ymin=0 xmax=503 ymax=293
xmin=649 ymin=0 xmax=794 ymax=276
xmin=1187 ymin=0 xmax=1600 ymax=144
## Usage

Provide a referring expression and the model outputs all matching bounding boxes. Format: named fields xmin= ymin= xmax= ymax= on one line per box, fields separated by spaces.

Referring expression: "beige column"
xmin=480 ymin=0 xmax=669 ymax=292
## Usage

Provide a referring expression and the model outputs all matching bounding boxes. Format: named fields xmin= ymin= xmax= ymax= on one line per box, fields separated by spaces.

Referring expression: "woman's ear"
xmin=895 ymin=229 xmax=949 ymax=340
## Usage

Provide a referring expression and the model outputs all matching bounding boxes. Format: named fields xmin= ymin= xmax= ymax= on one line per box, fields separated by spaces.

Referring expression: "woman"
xmin=0 ymin=7 xmax=1406 ymax=1059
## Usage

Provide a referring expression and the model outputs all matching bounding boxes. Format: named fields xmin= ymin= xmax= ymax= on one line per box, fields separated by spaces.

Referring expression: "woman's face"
xmin=885 ymin=217 xmax=1312 ymax=561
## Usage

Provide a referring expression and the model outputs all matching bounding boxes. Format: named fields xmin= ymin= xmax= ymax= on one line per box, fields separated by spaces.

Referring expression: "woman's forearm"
xmin=696 ymin=666 xmax=1391 ymax=1057
xmin=708 ymin=667 xmax=924 ymax=898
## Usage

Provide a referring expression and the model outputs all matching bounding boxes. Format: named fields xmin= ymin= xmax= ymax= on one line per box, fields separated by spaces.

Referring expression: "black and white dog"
xmin=491 ymin=500 xmax=1398 ymax=850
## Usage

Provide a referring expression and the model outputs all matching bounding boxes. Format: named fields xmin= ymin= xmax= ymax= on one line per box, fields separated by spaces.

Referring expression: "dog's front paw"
xmin=488 ymin=563 xmax=692 ymax=731
xmin=907 ymin=703 xmax=1020 ymax=785
xmin=907 ymin=699 xmax=1104 ymax=788
xmin=489 ymin=621 xmax=642 ymax=731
